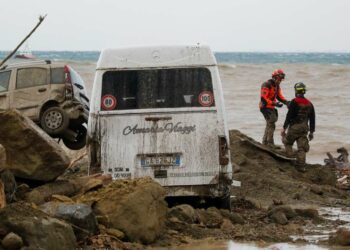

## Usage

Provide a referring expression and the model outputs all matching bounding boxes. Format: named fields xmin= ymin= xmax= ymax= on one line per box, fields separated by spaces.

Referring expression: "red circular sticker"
xmin=101 ymin=95 xmax=117 ymax=110
xmin=198 ymin=91 xmax=214 ymax=107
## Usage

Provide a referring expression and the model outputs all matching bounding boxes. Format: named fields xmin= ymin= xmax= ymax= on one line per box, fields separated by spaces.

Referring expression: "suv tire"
xmin=40 ymin=106 xmax=69 ymax=135
xmin=62 ymin=124 xmax=87 ymax=150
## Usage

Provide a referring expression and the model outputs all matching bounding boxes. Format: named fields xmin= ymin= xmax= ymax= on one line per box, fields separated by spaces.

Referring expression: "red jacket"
xmin=259 ymin=79 xmax=286 ymax=109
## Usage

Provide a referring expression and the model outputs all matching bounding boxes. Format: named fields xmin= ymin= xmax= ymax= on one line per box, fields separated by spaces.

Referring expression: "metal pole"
xmin=0 ymin=15 xmax=47 ymax=68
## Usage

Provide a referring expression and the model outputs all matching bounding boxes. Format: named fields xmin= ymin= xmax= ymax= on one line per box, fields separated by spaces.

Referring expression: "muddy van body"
xmin=88 ymin=45 xmax=232 ymax=204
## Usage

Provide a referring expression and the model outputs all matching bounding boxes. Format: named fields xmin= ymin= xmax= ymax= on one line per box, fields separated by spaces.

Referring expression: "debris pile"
xmin=324 ymin=147 xmax=350 ymax=189
xmin=0 ymin=112 xmax=350 ymax=248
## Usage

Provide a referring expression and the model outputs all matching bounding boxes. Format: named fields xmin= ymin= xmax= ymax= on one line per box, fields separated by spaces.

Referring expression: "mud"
xmin=1 ymin=129 xmax=350 ymax=249
xmin=146 ymin=130 xmax=350 ymax=249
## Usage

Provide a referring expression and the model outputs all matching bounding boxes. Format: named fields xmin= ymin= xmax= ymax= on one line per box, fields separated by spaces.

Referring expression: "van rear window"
xmin=101 ymin=68 xmax=214 ymax=110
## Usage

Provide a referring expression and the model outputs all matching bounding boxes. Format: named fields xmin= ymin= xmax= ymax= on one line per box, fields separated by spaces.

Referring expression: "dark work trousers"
xmin=260 ymin=108 xmax=278 ymax=145
xmin=283 ymin=123 xmax=310 ymax=168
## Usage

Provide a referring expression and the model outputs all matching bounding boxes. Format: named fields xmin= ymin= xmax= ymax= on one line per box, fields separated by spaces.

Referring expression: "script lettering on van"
xmin=123 ymin=122 xmax=196 ymax=135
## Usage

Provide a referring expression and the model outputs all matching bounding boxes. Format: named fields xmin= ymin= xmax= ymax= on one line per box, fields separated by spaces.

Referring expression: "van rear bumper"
xmin=164 ymin=183 xmax=230 ymax=198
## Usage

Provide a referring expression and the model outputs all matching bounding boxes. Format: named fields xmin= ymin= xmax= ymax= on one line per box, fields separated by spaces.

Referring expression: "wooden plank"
xmin=237 ymin=137 xmax=295 ymax=161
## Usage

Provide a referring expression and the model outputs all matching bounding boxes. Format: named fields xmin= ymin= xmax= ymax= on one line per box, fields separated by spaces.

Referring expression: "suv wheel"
xmin=62 ymin=124 xmax=87 ymax=150
xmin=40 ymin=106 xmax=69 ymax=135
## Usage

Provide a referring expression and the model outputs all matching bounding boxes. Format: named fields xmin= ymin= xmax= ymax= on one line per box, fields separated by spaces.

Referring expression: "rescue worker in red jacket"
xmin=281 ymin=82 xmax=315 ymax=172
xmin=260 ymin=69 xmax=289 ymax=146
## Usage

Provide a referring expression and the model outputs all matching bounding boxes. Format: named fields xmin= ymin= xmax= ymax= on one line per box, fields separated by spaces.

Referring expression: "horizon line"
xmin=1 ymin=50 xmax=350 ymax=53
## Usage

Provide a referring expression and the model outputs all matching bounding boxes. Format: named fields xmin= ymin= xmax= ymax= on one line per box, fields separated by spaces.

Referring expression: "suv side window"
xmin=16 ymin=68 xmax=47 ymax=89
xmin=51 ymin=67 xmax=65 ymax=84
xmin=0 ymin=71 xmax=11 ymax=92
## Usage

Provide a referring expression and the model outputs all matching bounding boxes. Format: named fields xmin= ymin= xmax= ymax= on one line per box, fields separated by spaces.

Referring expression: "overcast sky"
xmin=1 ymin=0 xmax=350 ymax=52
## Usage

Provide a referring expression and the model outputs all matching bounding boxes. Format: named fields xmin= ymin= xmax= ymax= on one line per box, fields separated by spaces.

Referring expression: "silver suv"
xmin=0 ymin=60 xmax=89 ymax=150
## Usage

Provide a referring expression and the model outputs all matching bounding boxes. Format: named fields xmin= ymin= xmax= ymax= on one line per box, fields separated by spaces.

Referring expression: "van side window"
xmin=0 ymin=71 xmax=11 ymax=92
xmin=16 ymin=68 xmax=47 ymax=89
xmin=51 ymin=68 xmax=65 ymax=84
xmin=101 ymin=68 xmax=214 ymax=110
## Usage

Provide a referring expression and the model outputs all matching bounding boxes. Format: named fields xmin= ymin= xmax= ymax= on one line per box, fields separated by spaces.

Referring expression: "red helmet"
xmin=272 ymin=69 xmax=285 ymax=79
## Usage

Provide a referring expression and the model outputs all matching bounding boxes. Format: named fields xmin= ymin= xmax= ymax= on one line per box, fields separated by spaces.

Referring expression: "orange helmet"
xmin=272 ymin=69 xmax=285 ymax=79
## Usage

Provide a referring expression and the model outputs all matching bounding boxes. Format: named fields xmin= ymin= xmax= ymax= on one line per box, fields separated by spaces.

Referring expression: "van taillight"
xmin=219 ymin=136 xmax=229 ymax=165
xmin=64 ymin=65 xmax=73 ymax=99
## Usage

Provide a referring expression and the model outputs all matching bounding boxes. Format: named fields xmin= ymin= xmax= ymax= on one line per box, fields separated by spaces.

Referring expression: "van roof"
xmin=96 ymin=45 xmax=217 ymax=70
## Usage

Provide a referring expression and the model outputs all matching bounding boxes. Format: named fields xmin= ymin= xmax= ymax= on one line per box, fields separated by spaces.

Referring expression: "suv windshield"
xmin=101 ymin=68 xmax=214 ymax=110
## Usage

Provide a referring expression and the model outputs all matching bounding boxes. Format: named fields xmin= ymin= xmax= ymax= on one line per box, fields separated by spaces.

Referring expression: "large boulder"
xmin=77 ymin=177 xmax=167 ymax=244
xmin=0 ymin=110 xmax=70 ymax=181
xmin=0 ymin=202 xmax=77 ymax=250
xmin=40 ymin=202 xmax=98 ymax=240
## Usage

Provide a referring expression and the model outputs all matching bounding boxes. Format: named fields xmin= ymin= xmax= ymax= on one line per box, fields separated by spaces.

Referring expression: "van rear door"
xmin=98 ymin=67 xmax=224 ymax=187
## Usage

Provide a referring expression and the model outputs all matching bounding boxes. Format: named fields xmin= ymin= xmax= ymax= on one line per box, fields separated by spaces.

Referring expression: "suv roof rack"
xmin=1 ymin=59 xmax=55 ymax=70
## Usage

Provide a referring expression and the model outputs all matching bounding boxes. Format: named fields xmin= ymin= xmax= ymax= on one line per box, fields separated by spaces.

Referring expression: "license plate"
xmin=141 ymin=154 xmax=180 ymax=167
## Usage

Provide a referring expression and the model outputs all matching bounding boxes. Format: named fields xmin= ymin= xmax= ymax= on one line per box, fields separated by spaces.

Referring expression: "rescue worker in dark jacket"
xmin=260 ymin=69 xmax=289 ymax=146
xmin=281 ymin=82 xmax=315 ymax=172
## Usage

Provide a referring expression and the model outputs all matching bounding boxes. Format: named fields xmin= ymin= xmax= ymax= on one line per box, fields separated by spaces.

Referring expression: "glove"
xmin=308 ymin=133 xmax=314 ymax=141
xmin=286 ymin=101 xmax=291 ymax=108
xmin=275 ymin=102 xmax=283 ymax=108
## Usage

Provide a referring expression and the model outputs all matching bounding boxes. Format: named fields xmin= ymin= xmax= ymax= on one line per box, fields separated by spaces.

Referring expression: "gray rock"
xmin=0 ymin=202 xmax=77 ymax=250
xmin=1 ymin=232 xmax=23 ymax=250
xmin=14 ymin=184 xmax=30 ymax=200
xmin=310 ymin=185 xmax=323 ymax=195
xmin=40 ymin=202 xmax=98 ymax=240
xmin=271 ymin=211 xmax=288 ymax=225
xmin=0 ymin=110 xmax=70 ymax=182
xmin=168 ymin=204 xmax=199 ymax=224
xmin=197 ymin=207 xmax=223 ymax=228
xmin=330 ymin=228 xmax=350 ymax=246
xmin=295 ymin=208 xmax=321 ymax=221
xmin=220 ymin=218 xmax=234 ymax=232
xmin=268 ymin=205 xmax=297 ymax=219
xmin=220 ymin=209 xmax=245 ymax=224
xmin=25 ymin=180 xmax=79 ymax=205
xmin=0 ymin=170 xmax=16 ymax=203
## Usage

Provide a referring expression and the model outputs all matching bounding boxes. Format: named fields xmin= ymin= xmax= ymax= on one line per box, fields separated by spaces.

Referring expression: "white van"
xmin=88 ymin=45 xmax=232 ymax=207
